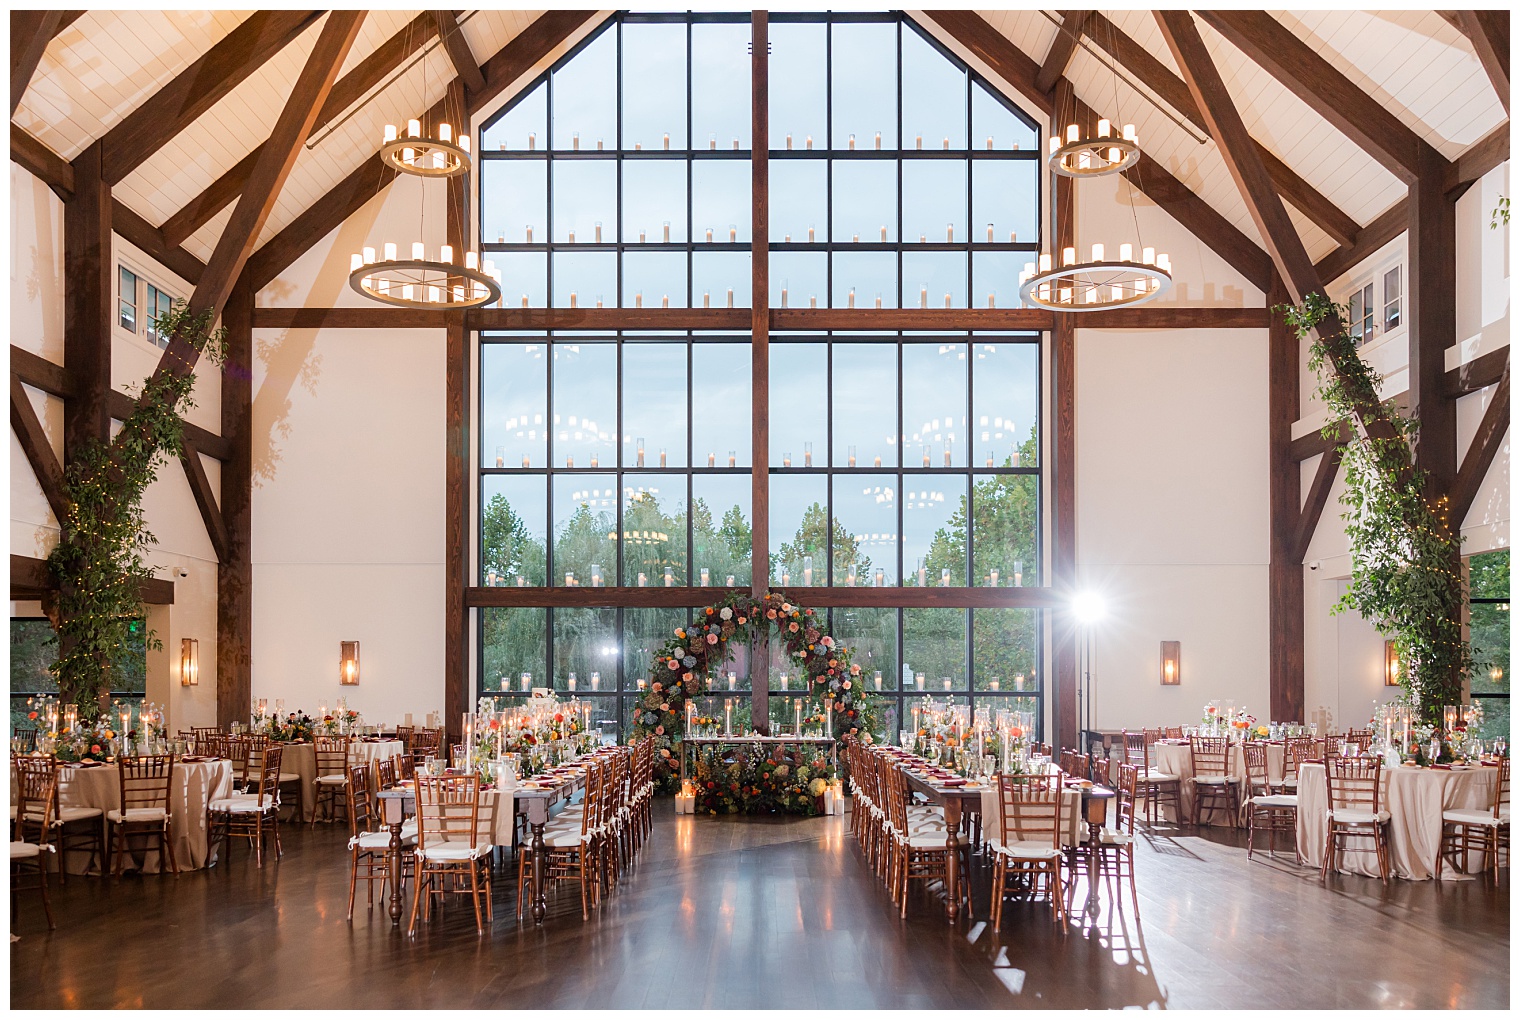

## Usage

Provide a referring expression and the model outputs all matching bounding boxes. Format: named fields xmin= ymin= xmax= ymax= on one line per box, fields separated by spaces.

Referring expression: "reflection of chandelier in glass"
xmin=381 ymin=118 xmax=472 ymax=177
xmin=1047 ymin=119 xmax=1139 ymax=177
xmin=1019 ymin=243 xmax=1172 ymax=311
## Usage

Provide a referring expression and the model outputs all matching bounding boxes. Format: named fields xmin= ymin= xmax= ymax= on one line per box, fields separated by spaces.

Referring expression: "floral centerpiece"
xmin=317 ymin=708 xmax=362 ymax=736
xmin=466 ymin=694 xmax=599 ymax=777
xmin=261 ymin=711 xmax=316 ymax=742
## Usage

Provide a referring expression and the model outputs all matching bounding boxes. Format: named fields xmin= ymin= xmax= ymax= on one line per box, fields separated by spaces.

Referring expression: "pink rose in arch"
xmin=669 ymin=659 xmax=681 ymax=671
xmin=789 ymin=622 xmax=799 ymax=632
xmin=706 ymin=633 xmax=719 ymax=645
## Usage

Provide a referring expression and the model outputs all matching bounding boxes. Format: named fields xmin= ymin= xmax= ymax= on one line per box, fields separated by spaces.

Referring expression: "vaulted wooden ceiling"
xmin=10 ymin=10 xmax=1511 ymax=297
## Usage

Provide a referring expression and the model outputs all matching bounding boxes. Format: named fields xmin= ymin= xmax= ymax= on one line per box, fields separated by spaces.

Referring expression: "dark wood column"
xmin=749 ymin=10 xmax=771 ymax=733
xmin=1049 ymin=82 xmax=1078 ymax=752
xmin=1266 ymin=272 xmax=1304 ymax=722
xmin=217 ymin=276 xmax=254 ymax=729
xmin=1408 ymin=150 xmax=1458 ymax=504
xmin=62 ymin=141 xmax=111 ymax=461
xmin=444 ymin=79 xmax=470 ymax=745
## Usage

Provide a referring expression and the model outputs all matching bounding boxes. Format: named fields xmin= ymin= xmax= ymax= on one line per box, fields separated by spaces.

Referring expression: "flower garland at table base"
xmin=628 ymin=591 xmax=878 ymax=808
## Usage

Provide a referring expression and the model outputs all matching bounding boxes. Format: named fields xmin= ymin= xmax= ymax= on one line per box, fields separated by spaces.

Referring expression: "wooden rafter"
xmin=1081 ymin=13 xmax=1359 ymax=249
xmin=245 ymin=10 xmax=599 ymax=293
xmin=1195 ymin=11 xmax=1440 ymax=185
xmin=53 ymin=13 xmax=85 ymax=38
xmin=11 ymin=10 xmax=64 ymax=116
xmin=160 ymin=13 xmax=441 ymax=248
xmin=179 ymin=440 xmax=230 ymax=563
xmin=1035 ymin=10 xmax=1090 ymax=95
xmin=1450 ymin=364 xmax=1511 ymax=523
xmin=98 ymin=11 xmax=322 ymax=184
xmin=431 ymin=11 xmax=486 ymax=94
xmin=11 ymin=554 xmax=175 ymax=605
xmin=1315 ymin=199 xmax=1406 ymax=285
xmin=11 ymin=124 xmax=73 ymax=200
xmin=217 ymin=277 xmax=255 ymax=730
xmin=10 ymin=374 xmax=69 ymax=522
xmin=1456 ymin=11 xmax=1509 ymax=114
xmin=1266 ymin=273 xmax=1304 ymax=721
xmin=1445 ymin=123 xmax=1510 ymax=197
xmin=1292 ymin=446 xmax=1343 ymax=563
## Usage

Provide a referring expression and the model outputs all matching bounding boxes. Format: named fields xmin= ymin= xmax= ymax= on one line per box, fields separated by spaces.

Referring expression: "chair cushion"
xmin=905 ymin=831 xmax=969 ymax=850
xmin=55 ymin=806 xmax=104 ymax=824
xmin=277 ymin=773 xmax=302 ymax=784
xmin=1143 ymin=772 xmax=1179 ymax=783
xmin=315 ymin=774 xmax=347 ymax=785
xmin=1098 ymin=829 xmax=1134 ymax=845
xmin=1330 ymin=808 xmax=1390 ymax=825
xmin=544 ymin=830 xmax=591 ymax=848
xmin=209 ymin=795 xmax=275 ymax=814
xmin=106 ymin=807 xmax=169 ymax=823
xmin=993 ymin=838 xmax=1063 ymax=860
xmin=1443 ymin=807 xmax=1509 ymax=827
xmin=1249 ymin=794 xmax=1298 ymax=808
xmin=10 ymin=841 xmax=42 ymax=859
xmin=418 ymin=842 xmax=491 ymax=861
xmin=351 ymin=829 xmax=415 ymax=850
xmin=1193 ymin=775 xmax=1236 ymax=785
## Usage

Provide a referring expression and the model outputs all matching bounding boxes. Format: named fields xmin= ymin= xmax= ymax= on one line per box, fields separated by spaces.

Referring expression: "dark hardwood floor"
xmin=9 ymin=801 xmax=1508 ymax=1009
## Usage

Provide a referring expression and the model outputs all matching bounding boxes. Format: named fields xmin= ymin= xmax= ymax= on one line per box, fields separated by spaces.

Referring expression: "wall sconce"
xmin=1160 ymin=641 xmax=1181 ymax=686
xmin=179 ymin=637 xmax=199 ymax=686
xmin=340 ymin=641 xmax=361 ymax=685
xmin=1384 ymin=640 xmax=1400 ymax=686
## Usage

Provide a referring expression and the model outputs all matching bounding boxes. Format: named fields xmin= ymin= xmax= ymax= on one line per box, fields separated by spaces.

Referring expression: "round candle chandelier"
xmin=1019 ymin=243 xmax=1172 ymax=311
xmin=1047 ymin=117 xmax=1139 ymax=177
xmin=380 ymin=116 xmax=472 ymax=177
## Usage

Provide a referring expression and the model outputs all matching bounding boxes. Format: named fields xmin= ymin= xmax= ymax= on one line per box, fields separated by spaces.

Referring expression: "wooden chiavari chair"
xmin=1321 ymin=756 xmax=1390 ymax=883
xmin=1242 ymin=742 xmax=1297 ymax=862
xmin=1438 ymin=757 xmax=1509 ymax=881
xmin=1282 ymin=736 xmax=1319 ymax=795
xmin=1164 ymin=727 xmax=1184 ymax=740
xmin=411 ymin=728 xmax=443 ymax=761
xmin=249 ymin=735 xmax=305 ymax=823
xmin=313 ymin=735 xmax=352 ymax=825
xmin=108 ymin=754 xmax=180 ymax=878
xmin=988 ymin=771 xmax=1068 ymax=931
xmin=14 ymin=727 xmax=39 ymax=753
xmin=408 ymin=774 xmax=493 ymax=936
xmin=1344 ymin=729 xmax=1375 ymax=752
xmin=1123 ymin=730 xmax=1181 ymax=826
xmin=224 ymin=736 xmax=252 ymax=792
xmin=209 ymin=745 xmax=284 ymax=868
xmin=1187 ymin=737 xmax=1239 ymax=827
xmin=884 ymin=762 xmax=968 ymax=918
xmin=12 ymin=757 xmax=57 ymax=928
xmin=1095 ymin=763 xmax=1139 ymax=913
xmin=525 ymin=760 xmax=603 ymax=921
xmin=344 ymin=763 xmax=414 ymax=919
xmin=396 ymin=754 xmax=416 ymax=781
xmin=394 ymin=725 xmax=416 ymax=753
xmin=51 ymin=759 xmax=106 ymax=880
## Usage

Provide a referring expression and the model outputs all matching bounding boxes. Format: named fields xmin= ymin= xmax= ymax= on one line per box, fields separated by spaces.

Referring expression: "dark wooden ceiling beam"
xmin=179 ymin=439 xmax=231 ymax=563
xmin=1456 ymin=11 xmax=1510 ymax=114
xmin=10 ymin=373 xmax=69 ymax=522
xmin=160 ymin=13 xmax=440 ymax=248
xmin=1035 ymin=10 xmax=1090 ymax=95
xmin=1195 ymin=11 xmax=1437 ymax=185
xmin=12 ymin=553 xmax=175 ymax=604
xmin=431 ymin=10 xmax=486 ymax=94
xmin=1447 ymin=346 xmax=1510 ymax=398
xmin=53 ymin=12 xmax=85 ymax=37
xmin=1450 ymin=363 xmax=1510 ymax=522
xmin=11 ymin=10 xmax=64 ymax=116
xmin=1314 ymin=198 xmax=1407 ymax=284
xmin=246 ymin=11 xmax=599 ymax=292
xmin=11 ymin=125 xmax=73 ymax=200
xmin=1445 ymin=123 xmax=1510 ymax=197
xmin=99 ymin=10 xmax=323 ymax=184
xmin=1082 ymin=13 xmax=1359 ymax=249
xmin=1291 ymin=446 xmax=1343 ymax=562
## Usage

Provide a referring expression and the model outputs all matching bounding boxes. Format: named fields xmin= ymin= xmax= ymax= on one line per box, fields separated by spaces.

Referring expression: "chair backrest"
xmin=346 ymin=764 xmax=376 ymax=837
xmin=1164 ymin=727 xmax=1183 ymax=740
xmin=1030 ymin=741 xmax=1052 ymax=758
xmin=14 ymin=727 xmax=39 ymax=753
xmin=223 ymin=735 xmax=251 ymax=777
xmin=192 ymin=726 xmax=221 ymax=740
xmin=14 ymin=756 xmax=58 ymax=841
xmin=1325 ymin=756 xmax=1382 ymax=814
xmin=1492 ymin=757 xmax=1510 ymax=818
xmin=244 ymin=733 xmax=273 ymax=786
xmin=1241 ymin=742 xmax=1272 ymax=797
xmin=1115 ymin=763 xmax=1138 ymax=835
xmin=249 ymin=745 xmax=284 ymax=807
xmin=395 ymin=725 xmax=416 ymax=751
xmin=119 ymin=754 xmax=176 ymax=811
xmin=314 ymin=735 xmax=350 ymax=778
xmin=1283 ymin=736 xmax=1318 ymax=781
xmin=396 ymin=754 xmax=416 ymax=780
xmin=1122 ymin=731 xmax=1149 ymax=771
xmin=414 ymin=728 xmax=443 ymax=756
xmin=1189 ymin=736 xmax=1232 ymax=778
xmin=376 ymin=757 xmax=398 ymax=790
xmin=1142 ymin=728 xmax=1164 ymax=748
xmin=997 ymin=771 xmax=1064 ymax=849
xmin=414 ymin=774 xmax=481 ymax=850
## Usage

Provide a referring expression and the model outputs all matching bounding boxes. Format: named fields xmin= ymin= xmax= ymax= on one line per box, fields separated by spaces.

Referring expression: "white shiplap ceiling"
xmin=10 ymin=10 xmax=1509 ymax=284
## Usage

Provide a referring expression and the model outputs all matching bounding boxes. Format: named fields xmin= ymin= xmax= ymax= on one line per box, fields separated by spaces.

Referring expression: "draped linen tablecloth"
xmin=351 ymin=739 xmax=404 ymax=774
xmin=1151 ymin=741 xmax=1285 ymax=827
xmin=275 ymin=742 xmax=318 ymax=822
xmin=978 ymin=782 xmax=1084 ymax=847
xmin=48 ymin=759 xmax=235 ymax=873
xmin=1296 ymin=762 xmax=1499 ymax=880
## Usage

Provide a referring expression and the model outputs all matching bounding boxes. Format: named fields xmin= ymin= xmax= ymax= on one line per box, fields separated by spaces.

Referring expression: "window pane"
xmin=481 ymin=607 xmax=547 ymax=691
xmin=831 ymin=252 xmax=897 ymax=309
xmin=622 ymin=251 xmax=688 ymax=308
xmin=482 ymin=476 xmax=547 ymax=587
xmin=904 ymin=608 xmax=966 ymax=690
xmin=551 ymin=251 xmax=615 ymax=308
xmin=552 ymin=608 xmax=617 ymax=691
xmin=771 ymin=252 xmax=827 ymax=308
xmin=10 ymin=619 xmax=58 ymax=698
xmin=1383 ymin=266 xmax=1402 ymax=331
xmin=622 ymin=23 xmax=687 ymax=151
xmin=902 ymin=27 xmax=966 ymax=150
xmin=831 ymin=22 xmax=897 ymax=150
xmin=692 ymin=160 xmax=752 ymax=244
xmin=551 ymin=342 xmax=616 ymax=468
xmin=495 ymin=252 xmax=547 ymax=308
xmin=622 ymin=342 xmax=688 ymax=469
xmin=832 ymin=159 xmax=896 ymax=242
xmin=118 ymin=265 xmax=137 ymax=332
xmin=905 ymin=473 xmax=967 ymax=586
xmin=972 ymin=474 xmax=1037 ymax=587
xmin=622 ymin=159 xmax=687 ymax=243
xmin=692 ymin=22 xmax=751 ymax=149
xmin=903 ymin=159 xmax=967 ymax=246
xmin=769 ymin=342 xmax=827 ymax=467
xmin=484 ymin=159 xmax=547 ymax=244
xmin=973 ymin=608 xmax=1038 ymax=692
xmin=1471 ymin=549 xmax=1509 ymax=598
xmin=769 ymin=22 xmax=827 ymax=149
xmin=973 ymin=340 xmax=1038 ymax=468
xmin=903 ymin=252 xmax=968 ymax=308
xmin=770 ymin=160 xmax=827 ymax=243
xmin=972 ymin=81 xmax=1036 ymax=151
xmin=483 ymin=81 xmax=545 ymax=151
xmin=692 ymin=252 xmax=751 ymax=308
xmin=903 ymin=343 xmax=968 ymax=467
xmin=972 ymin=160 xmax=1037 ymax=246
xmin=832 ymin=343 xmax=897 ymax=468
xmin=832 ymin=606 xmax=897 ymax=694
xmin=481 ymin=341 xmax=547 ymax=469
xmin=552 ymin=474 xmax=616 ymax=586
xmin=692 ymin=473 xmax=751 ymax=586
xmin=625 ymin=607 xmax=691 ymax=689
xmin=831 ymin=473 xmax=897 ymax=585
xmin=692 ymin=343 xmax=751 ymax=466
xmin=552 ymin=28 xmax=616 ymax=150
xmin=622 ymin=474 xmax=687 ymax=586
xmin=551 ymin=160 xmax=615 ymax=243
xmin=973 ymin=251 xmax=1029 ymax=310
xmin=769 ymin=474 xmax=827 ymax=586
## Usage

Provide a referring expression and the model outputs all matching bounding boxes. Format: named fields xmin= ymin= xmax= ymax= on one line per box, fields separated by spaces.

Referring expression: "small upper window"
xmin=145 ymin=283 xmax=174 ymax=348
xmin=1349 ymin=281 xmax=1374 ymax=345
xmin=1383 ymin=266 xmax=1402 ymax=333
xmin=118 ymin=265 xmax=138 ymax=333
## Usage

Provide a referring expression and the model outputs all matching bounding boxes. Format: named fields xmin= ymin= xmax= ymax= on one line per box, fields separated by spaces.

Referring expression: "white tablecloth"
xmin=979 ymin=782 xmax=1084 ymax=847
xmin=1296 ymin=762 xmax=1499 ymax=880
xmin=1150 ymin=741 xmax=1285 ymax=827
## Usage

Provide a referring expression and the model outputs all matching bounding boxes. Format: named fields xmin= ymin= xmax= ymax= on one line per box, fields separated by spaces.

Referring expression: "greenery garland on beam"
xmin=628 ymin=591 xmax=880 ymax=798
xmin=46 ymin=303 xmax=226 ymax=718
xmin=1282 ymin=294 xmax=1470 ymax=724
